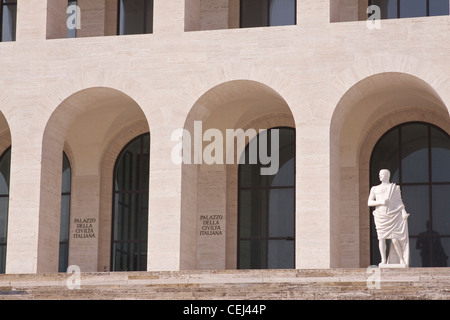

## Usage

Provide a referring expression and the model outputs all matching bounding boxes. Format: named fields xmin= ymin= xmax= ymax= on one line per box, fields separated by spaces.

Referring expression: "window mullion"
xmin=143 ymin=0 xmax=147 ymax=34
xmin=0 ymin=1 xmax=4 ymax=42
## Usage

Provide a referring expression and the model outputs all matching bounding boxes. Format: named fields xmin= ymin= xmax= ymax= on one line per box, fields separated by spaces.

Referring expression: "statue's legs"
xmin=379 ymin=239 xmax=387 ymax=264
xmin=391 ymin=238 xmax=406 ymax=265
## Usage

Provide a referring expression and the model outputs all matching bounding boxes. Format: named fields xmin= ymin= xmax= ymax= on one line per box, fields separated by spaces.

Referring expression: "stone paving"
xmin=0 ymin=268 xmax=448 ymax=300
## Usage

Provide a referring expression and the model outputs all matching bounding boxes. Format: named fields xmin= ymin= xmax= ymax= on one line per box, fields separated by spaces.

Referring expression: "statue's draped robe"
xmin=373 ymin=183 xmax=410 ymax=266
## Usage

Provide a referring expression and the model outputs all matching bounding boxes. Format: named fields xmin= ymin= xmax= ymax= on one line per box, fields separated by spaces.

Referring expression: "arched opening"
xmin=0 ymin=147 xmax=10 ymax=273
xmin=42 ymin=87 xmax=149 ymax=272
xmin=185 ymin=0 xmax=296 ymax=31
xmin=58 ymin=152 xmax=72 ymax=272
xmin=370 ymin=122 xmax=450 ymax=267
xmin=181 ymin=80 xmax=295 ymax=270
xmin=111 ymin=133 xmax=150 ymax=272
xmin=331 ymin=71 xmax=450 ymax=268
xmin=46 ymin=0 xmax=130 ymax=39
xmin=237 ymin=127 xmax=295 ymax=269
xmin=0 ymin=0 xmax=17 ymax=42
xmin=0 ymin=110 xmax=12 ymax=274
xmin=118 ymin=0 xmax=153 ymax=35
xmin=240 ymin=0 xmax=296 ymax=28
xmin=369 ymin=0 xmax=449 ymax=19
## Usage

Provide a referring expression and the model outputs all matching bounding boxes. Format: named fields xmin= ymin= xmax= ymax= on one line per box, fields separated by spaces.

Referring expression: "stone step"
xmin=0 ymin=268 xmax=448 ymax=300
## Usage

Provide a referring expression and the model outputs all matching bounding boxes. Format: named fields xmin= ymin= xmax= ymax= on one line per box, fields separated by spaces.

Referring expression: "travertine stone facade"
xmin=1 ymin=0 xmax=450 ymax=274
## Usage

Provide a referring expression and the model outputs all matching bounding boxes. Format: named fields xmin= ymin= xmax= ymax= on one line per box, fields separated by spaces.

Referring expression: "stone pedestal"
xmin=378 ymin=263 xmax=408 ymax=268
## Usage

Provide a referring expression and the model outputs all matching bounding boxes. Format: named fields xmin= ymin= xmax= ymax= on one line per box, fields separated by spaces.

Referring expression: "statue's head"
xmin=379 ymin=169 xmax=391 ymax=182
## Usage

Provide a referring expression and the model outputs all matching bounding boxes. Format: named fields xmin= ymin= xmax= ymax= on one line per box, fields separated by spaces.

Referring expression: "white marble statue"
xmin=368 ymin=169 xmax=410 ymax=267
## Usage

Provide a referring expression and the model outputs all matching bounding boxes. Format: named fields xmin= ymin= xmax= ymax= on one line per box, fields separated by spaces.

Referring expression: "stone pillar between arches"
xmin=196 ymin=167 xmax=227 ymax=270
xmin=68 ymin=175 xmax=100 ymax=273
xmin=6 ymin=130 xmax=63 ymax=274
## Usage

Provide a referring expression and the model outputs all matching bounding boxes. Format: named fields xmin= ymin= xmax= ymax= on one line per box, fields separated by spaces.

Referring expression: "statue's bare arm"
xmin=368 ymin=187 xmax=386 ymax=207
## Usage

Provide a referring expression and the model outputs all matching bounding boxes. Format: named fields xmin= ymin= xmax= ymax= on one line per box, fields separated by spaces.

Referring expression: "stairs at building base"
xmin=0 ymin=268 xmax=448 ymax=300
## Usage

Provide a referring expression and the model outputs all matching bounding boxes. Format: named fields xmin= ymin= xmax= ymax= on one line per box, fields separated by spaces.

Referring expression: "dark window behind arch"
xmin=118 ymin=0 xmax=153 ymax=35
xmin=370 ymin=122 xmax=450 ymax=267
xmin=0 ymin=147 xmax=10 ymax=274
xmin=1 ymin=0 xmax=16 ymax=42
xmin=238 ymin=127 xmax=295 ymax=269
xmin=58 ymin=152 xmax=71 ymax=272
xmin=111 ymin=133 xmax=150 ymax=271
xmin=67 ymin=0 xmax=78 ymax=38
xmin=240 ymin=0 xmax=296 ymax=28
xmin=369 ymin=0 xmax=449 ymax=19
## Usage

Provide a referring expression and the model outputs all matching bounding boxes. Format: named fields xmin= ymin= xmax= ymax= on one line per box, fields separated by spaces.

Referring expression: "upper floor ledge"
xmin=0 ymin=0 xmax=448 ymax=43
xmin=329 ymin=13 xmax=450 ymax=30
